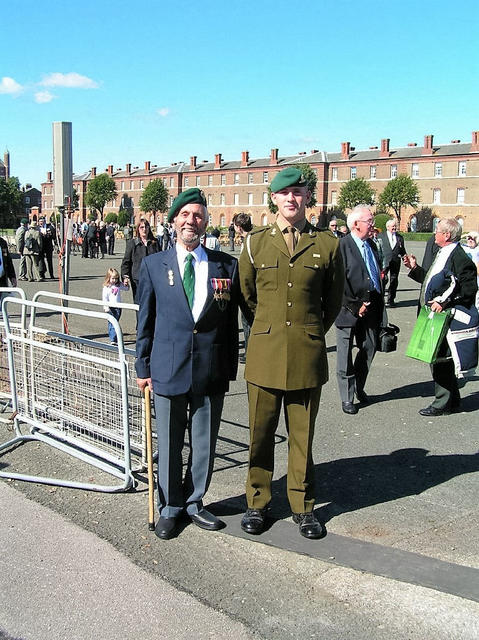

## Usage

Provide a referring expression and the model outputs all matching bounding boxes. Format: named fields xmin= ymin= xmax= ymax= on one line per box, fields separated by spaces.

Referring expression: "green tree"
xmin=378 ymin=174 xmax=419 ymax=225
xmin=117 ymin=209 xmax=130 ymax=227
xmin=139 ymin=178 xmax=169 ymax=217
xmin=0 ymin=177 xmax=24 ymax=227
xmin=71 ymin=187 xmax=80 ymax=211
xmin=85 ymin=173 xmax=117 ymax=220
xmin=104 ymin=212 xmax=118 ymax=224
xmin=338 ymin=177 xmax=375 ymax=211
xmin=374 ymin=213 xmax=392 ymax=232
xmin=268 ymin=163 xmax=317 ymax=214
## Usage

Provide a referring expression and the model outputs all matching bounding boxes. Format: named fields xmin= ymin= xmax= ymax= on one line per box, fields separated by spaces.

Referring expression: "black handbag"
xmin=377 ymin=307 xmax=400 ymax=353
xmin=378 ymin=322 xmax=400 ymax=352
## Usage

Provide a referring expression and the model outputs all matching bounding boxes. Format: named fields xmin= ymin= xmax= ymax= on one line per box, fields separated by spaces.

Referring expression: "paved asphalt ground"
xmin=0 ymin=239 xmax=478 ymax=639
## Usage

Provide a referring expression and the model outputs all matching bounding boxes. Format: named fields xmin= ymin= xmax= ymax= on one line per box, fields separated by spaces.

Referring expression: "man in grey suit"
xmin=335 ymin=206 xmax=384 ymax=414
xmin=136 ymin=188 xmax=239 ymax=540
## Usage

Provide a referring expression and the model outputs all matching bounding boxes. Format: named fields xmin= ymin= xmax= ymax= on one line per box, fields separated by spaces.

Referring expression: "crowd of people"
xmin=5 ymin=180 xmax=478 ymax=543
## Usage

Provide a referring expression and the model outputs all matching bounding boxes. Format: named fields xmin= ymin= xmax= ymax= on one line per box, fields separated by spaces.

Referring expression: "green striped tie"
xmin=183 ymin=253 xmax=195 ymax=309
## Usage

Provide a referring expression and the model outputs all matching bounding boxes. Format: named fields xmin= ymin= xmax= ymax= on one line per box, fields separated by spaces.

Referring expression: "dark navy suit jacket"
xmin=334 ymin=233 xmax=384 ymax=328
xmin=135 ymin=247 xmax=239 ymax=396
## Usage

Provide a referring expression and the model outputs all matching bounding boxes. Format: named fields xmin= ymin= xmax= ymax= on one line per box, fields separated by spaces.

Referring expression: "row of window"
xmin=184 ymin=171 xmax=270 ymax=188
xmin=331 ymin=161 xmax=468 ymax=182
xmin=330 ymin=188 xmax=467 ymax=206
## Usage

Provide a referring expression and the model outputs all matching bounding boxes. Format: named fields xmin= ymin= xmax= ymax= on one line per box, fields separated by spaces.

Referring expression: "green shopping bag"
xmin=406 ymin=306 xmax=451 ymax=364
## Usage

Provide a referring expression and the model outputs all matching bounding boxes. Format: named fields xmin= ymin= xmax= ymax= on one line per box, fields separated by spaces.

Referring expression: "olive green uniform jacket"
xmin=239 ymin=222 xmax=344 ymax=390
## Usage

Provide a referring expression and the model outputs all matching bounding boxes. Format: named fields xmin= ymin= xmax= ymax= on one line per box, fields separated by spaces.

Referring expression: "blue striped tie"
xmin=363 ymin=242 xmax=381 ymax=292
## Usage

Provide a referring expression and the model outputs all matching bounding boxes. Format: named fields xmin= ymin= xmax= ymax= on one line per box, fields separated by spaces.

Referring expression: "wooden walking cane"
xmin=144 ymin=386 xmax=155 ymax=531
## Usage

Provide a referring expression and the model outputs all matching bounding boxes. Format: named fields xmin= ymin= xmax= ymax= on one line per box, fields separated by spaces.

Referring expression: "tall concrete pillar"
xmin=52 ymin=122 xmax=72 ymax=207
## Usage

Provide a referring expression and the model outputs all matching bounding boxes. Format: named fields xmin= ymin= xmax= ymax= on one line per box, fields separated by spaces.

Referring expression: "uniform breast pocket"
xmin=256 ymin=259 xmax=278 ymax=291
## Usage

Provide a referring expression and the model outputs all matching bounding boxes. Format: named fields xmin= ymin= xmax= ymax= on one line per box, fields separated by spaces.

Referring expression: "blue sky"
xmin=2 ymin=0 xmax=478 ymax=188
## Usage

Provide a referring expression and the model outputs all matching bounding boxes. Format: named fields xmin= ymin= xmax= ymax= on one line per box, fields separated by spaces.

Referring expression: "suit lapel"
xmin=163 ymin=250 xmax=191 ymax=315
xmin=269 ymin=223 xmax=291 ymax=258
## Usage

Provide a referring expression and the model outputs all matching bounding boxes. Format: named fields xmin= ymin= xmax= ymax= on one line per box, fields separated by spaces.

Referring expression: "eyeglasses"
xmin=358 ymin=219 xmax=374 ymax=226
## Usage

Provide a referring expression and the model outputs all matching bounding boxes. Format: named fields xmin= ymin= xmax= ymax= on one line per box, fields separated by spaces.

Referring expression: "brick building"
xmin=40 ymin=130 xmax=479 ymax=231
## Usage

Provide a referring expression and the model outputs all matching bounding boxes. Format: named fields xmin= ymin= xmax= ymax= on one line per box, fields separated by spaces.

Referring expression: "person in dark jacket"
xmin=0 ymin=237 xmax=17 ymax=294
xmin=38 ymin=216 xmax=56 ymax=279
xmin=121 ymin=220 xmax=159 ymax=301
xmin=404 ymin=218 xmax=477 ymax=416
xmin=86 ymin=221 xmax=99 ymax=259
xmin=98 ymin=221 xmax=107 ymax=259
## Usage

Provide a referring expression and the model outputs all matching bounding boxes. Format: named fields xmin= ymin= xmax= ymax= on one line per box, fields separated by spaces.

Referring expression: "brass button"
xmin=193 ymin=329 xmax=198 ymax=334
xmin=287 ymin=302 xmax=292 ymax=307
xmin=286 ymin=321 xmax=291 ymax=326
xmin=287 ymin=282 xmax=293 ymax=287
xmin=289 ymin=262 xmax=294 ymax=268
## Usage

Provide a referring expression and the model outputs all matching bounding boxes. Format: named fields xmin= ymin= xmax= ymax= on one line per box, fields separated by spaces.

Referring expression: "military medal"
xmin=211 ymin=278 xmax=231 ymax=310
xmin=168 ymin=269 xmax=174 ymax=286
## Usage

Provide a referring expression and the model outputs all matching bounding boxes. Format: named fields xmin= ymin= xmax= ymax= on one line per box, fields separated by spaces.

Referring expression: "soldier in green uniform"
xmin=239 ymin=167 xmax=344 ymax=539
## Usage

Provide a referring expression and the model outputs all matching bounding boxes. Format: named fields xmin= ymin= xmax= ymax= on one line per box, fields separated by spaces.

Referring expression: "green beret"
xmin=21 ymin=218 xmax=29 ymax=224
xmin=270 ymin=167 xmax=307 ymax=193
xmin=168 ymin=188 xmax=207 ymax=222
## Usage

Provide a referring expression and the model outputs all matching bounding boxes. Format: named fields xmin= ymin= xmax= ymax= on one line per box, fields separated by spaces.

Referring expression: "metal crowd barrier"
xmin=0 ymin=293 xmax=147 ymax=492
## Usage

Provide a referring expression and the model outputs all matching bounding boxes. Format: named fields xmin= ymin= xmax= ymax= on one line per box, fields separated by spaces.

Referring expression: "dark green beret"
xmin=270 ymin=167 xmax=307 ymax=193
xmin=21 ymin=218 xmax=29 ymax=224
xmin=168 ymin=188 xmax=207 ymax=222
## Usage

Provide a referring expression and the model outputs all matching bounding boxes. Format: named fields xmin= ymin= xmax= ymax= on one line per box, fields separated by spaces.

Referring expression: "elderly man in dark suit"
xmin=404 ymin=218 xmax=477 ymax=416
xmin=379 ymin=218 xmax=406 ymax=307
xmin=335 ymin=205 xmax=384 ymax=415
xmin=136 ymin=188 xmax=239 ymax=540
xmin=239 ymin=167 xmax=344 ymax=539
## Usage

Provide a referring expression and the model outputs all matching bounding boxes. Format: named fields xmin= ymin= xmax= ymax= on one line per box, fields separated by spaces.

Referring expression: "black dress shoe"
xmin=292 ymin=512 xmax=324 ymax=539
xmin=355 ymin=390 xmax=369 ymax=404
xmin=418 ymin=405 xmax=450 ymax=417
xmin=155 ymin=516 xmax=177 ymax=540
xmin=190 ymin=508 xmax=224 ymax=531
xmin=240 ymin=508 xmax=266 ymax=535
xmin=342 ymin=402 xmax=358 ymax=415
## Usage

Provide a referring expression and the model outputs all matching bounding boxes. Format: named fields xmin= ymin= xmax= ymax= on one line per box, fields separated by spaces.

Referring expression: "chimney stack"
xmin=380 ymin=138 xmax=390 ymax=158
xmin=214 ymin=153 xmax=222 ymax=169
xmin=270 ymin=148 xmax=279 ymax=165
xmin=107 ymin=165 xmax=113 ymax=175
xmin=126 ymin=163 xmax=132 ymax=175
xmin=241 ymin=150 xmax=249 ymax=167
xmin=47 ymin=171 xmax=52 ymax=182
xmin=471 ymin=131 xmax=479 ymax=152
xmin=91 ymin=167 xmax=97 ymax=178
xmin=422 ymin=135 xmax=434 ymax=155
xmin=310 ymin=149 xmax=319 ymax=154
xmin=144 ymin=161 xmax=151 ymax=172
xmin=341 ymin=142 xmax=350 ymax=160
xmin=190 ymin=156 xmax=197 ymax=170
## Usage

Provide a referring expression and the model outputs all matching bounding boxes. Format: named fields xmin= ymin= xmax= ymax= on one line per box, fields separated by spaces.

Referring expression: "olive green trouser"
xmin=245 ymin=383 xmax=321 ymax=514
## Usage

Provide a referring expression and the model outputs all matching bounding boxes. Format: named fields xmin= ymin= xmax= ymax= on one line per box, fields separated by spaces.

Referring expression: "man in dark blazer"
xmin=379 ymin=218 xmax=406 ymax=307
xmin=136 ymin=188 xmax=239 ymax=540
xmin=239 ymin=168 xmax=344 ymax=539
xmin=404 ymin=218 xmax=477 ymax=416
xmin=335 ymin=205 xmax=384 ymax=415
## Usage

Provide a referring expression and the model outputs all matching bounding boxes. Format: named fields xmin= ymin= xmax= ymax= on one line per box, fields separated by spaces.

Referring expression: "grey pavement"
xmin=1 ymin=240 xmax=478 ymax=639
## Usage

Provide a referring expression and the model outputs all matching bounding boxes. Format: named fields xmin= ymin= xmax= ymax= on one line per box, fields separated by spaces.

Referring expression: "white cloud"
xmin=40 ymin=72 xmax=99 ymax=89
xmin=157 ymin=107 xmax=170 ymax=117
xmin=34 ymin=91 xmax=55 ymax=104
xmin=0 ymin=76 xmax=23 ymax=95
